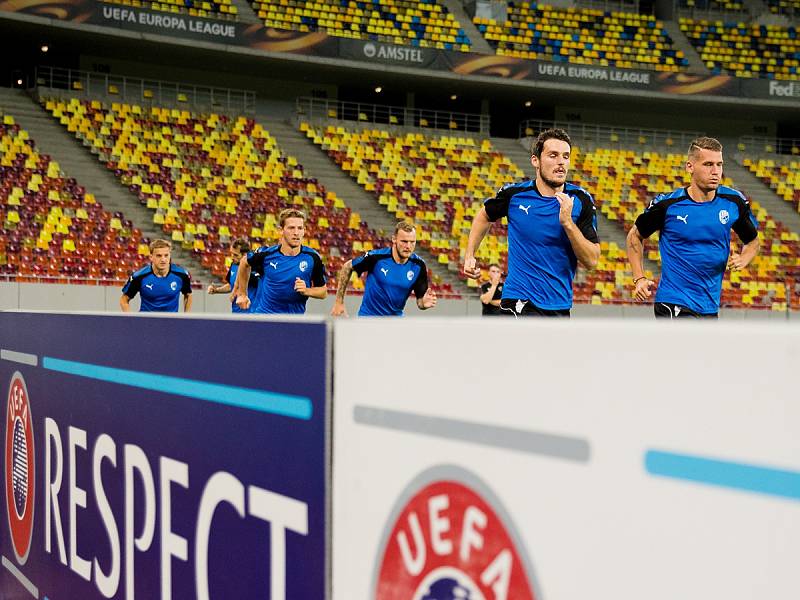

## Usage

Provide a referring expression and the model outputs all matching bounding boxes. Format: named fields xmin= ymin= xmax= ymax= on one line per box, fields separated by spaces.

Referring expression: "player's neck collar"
xmin=685 ymin=185 xmax=716 ymax=203
xmin=391 ymin=246 xmax=410 ymax=264
xmin=534 ymin=178 xmax=565 ymax=198
xmin=279 ymin=243 xmax=301 ymax=256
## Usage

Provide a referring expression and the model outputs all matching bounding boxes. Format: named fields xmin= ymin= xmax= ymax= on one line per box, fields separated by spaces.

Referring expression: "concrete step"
xmin=230 ymin=0 xmax=261 ymax=24
xmin=0 ymin=87 xmax=212 ymax=284
xmin=439 ymin=0 xmax=494 ymax=54
xmin=662 ymin=20 xmax=710 ymax=75
xmin=261 ymin=116 xmax=473 ymax=296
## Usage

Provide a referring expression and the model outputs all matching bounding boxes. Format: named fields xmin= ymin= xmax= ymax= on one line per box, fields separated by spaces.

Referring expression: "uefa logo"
xmin=374 ymin=468 xmax=537 ymax=600
xmin=364 ymin=43 xmax=377 ymax=58
xmin=6 ymin=372 xmax=35 ymax=564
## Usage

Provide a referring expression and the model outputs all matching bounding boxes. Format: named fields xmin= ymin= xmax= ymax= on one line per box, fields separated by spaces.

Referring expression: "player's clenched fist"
xmin=632 ymin=277 xmax=655 ymax=301
xmin=555 ymin=192 xmax=574 ymax=228
xmin=235 ymin=294 xmax=251 ymax=310
xmin=462 ymin=255 xmax=480 ymax=279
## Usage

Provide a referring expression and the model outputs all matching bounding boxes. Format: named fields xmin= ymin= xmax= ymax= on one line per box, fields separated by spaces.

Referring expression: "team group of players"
xmin=120 ymin=128 xmax=760 ymax=319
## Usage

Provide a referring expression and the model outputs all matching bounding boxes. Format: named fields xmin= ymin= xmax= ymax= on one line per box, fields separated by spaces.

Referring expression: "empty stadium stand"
xmin=680 ymin=19 xmax=800 ymax=80
xmin=474 ymin=2 xmax=688 ymax=71
xmin=0 ymin=110 xmax=150 ymax=284
xmin=252 ymin=0 xmax=472 ymax=50
xmin=40 ymin=96 xmax=457 ymax=297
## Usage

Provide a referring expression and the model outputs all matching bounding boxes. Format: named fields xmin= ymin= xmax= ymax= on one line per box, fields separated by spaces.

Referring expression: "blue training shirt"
xmin=121 ymin=264 xmax=192 ymax=312
xmin=635 ymin=185 xmax=759 ymax=315
xmin=352 ymin=247 xmax=429 ymax=316
xmin=484 ymin=180 xmax=599 ymax=310
xmin=247 ymin=244 xmax=326 ymax=314
xmin=226 ymin=263 xmax=260 ymax=314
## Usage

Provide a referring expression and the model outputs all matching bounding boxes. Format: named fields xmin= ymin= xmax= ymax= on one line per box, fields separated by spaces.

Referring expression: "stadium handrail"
xmin=575 ymin=0 xmax=645 ymax=14
xmin=737 ymin=135 xmax=800 ymax=156
xmin=674 ymin=0 xmax=758 ymax=22
xmin=33 ymin=66 xmax=257 ymax=114
xmin=0 ymin=274 xmax=205 ymax=288
xmin=296 ymin=96 xmax=490 ymax=134
xmin=519 ymin=119 xmax=703 ymax=149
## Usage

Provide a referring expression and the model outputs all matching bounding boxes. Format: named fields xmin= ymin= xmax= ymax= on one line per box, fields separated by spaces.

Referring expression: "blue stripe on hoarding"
xmin=42 ymin=356 xmax=312 ymax=420
xmin=645 ymin=450 xmax=800 ymax=501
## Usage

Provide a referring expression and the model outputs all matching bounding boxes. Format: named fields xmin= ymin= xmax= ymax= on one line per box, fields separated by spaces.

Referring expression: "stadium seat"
xmin=475 ymin=2 xmax=688 ymax=72
xmin=680 ymin=18 xmax=800 ymax=81
xmin=252 ymin=0 xmax=472 ymax=51
xmin=42 ymin=96 xmax=453 ymax=297
xmin=0 ymin=110 xmax=147 ymax=285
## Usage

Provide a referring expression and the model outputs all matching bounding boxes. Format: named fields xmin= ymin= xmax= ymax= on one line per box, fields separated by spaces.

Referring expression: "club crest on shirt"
xmin=718 ymin=210 xmax=730 ymax=225
xmin=407 ymin=270 xmax=414 ymax=281
xmin=170 ymin=281 xmax=177 ymax=291
xmin=299 ymin=260 xmax=308 ymax=273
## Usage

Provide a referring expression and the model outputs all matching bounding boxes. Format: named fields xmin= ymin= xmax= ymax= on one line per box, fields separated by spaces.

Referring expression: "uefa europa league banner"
xmin=1 ymin=0 xmax=797 ymax=101
xmin=0 ymin=312 xmax=329 ymax=600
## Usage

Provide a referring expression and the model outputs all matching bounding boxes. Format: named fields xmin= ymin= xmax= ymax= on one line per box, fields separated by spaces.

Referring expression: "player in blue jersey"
xmin=330 ymin=221 xmax=437 ymax=317
xmin=463 ymin=128 xmax=600 ymax=317
xmin=207 ymin=238 xmax=260 ymax=313
xmin=120 ymin=239 xmax=193 ymax=312
xmin=234 ymin=208 xmax=327 ymax=314
xmin=627 ymin=137 xmax=760 ymax=318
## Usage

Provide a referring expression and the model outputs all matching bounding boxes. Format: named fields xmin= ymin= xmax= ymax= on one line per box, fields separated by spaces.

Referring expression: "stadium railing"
xmin=33 ymin=66 xmax=257 ymax=115
xmin=737 ymin=135 xmax=800 ymax=156
xmin=296 ymin=96 xmax=490 ymax=135
xmin=519 ymin=119 xmax=703 ymax=149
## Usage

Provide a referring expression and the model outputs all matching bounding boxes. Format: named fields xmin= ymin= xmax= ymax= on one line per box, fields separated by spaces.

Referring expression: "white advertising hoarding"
xmin=333 ymin=319 xmax=800 ymax=600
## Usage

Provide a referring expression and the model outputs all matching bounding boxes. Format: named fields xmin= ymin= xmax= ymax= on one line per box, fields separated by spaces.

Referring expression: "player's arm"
xmin=331 ymin=259 xmax=354 ymax=317
xmin=464 ymin=208 xmax=492 ymax=278
xmin=120 ymin=273 xmax=139 ymax=312
xmin=208 ymin=282 xmax=231 ymax=294
xmin=627 ymin=200 xmax=665 ymax=300
xmin=728 ymin=200 xmax=760 ymax=271
xmin=729 ymin=236 xmax=760 ymax=271
xmin=179 ymin=271 xmax=193 ymax=312
xmin=234 ymin=254 xmax=253 ymax=310
xmin=464 ymin=190 xmax=510 ymax=279
xmin=413 ymin=267 xmax=436 ymax=310
xmin=556 ymin=193 xmax=600 ymax=269
xmin=295 ymin=280 xmax=327 ymax=299
xmin=295 ymin=252 xmax=328 ymax=300
xmin=479 ymin=282 xmax=498 ymax=305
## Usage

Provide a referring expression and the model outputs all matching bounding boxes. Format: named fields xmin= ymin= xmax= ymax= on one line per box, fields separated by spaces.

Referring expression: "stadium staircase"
xmin=260 ymin=116 xmax=472 ymax=296
xmin=0 ymin=87 xmax=212 ymax=284
xmin=725 ymin=149 xmax=800 ymax=235
xmin=439 ymin=0 xmax=494 ymax=54
xmin=662 ymin=20 xmax=711 ymax=74
xmin=229 ymin=0 xmax=261 ymax=24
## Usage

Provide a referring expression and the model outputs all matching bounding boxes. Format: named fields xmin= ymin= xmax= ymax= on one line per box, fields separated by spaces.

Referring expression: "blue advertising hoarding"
xmin=0 ymin=311 xmax=329 ymax=600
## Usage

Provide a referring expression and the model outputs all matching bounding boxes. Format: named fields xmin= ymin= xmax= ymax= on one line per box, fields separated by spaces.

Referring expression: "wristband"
xmin=632 ymin=276 xmax=646 ymax=285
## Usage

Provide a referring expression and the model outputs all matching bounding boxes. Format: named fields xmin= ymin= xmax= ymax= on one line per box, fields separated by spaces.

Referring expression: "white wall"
xmin=0 ymin=282 xmax=793 ymax=319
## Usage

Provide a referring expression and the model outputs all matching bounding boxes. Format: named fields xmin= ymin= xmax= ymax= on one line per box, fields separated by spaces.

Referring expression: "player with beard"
xmin=463 ymin=128 xmax=600 ymax=317
xmin=330 ymin=220 xmax=437 ymax=317
xmin=627 ymin=136 xmax=759 ymax=318
xmin=233 ymin=208 xmax=327 ymax=314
